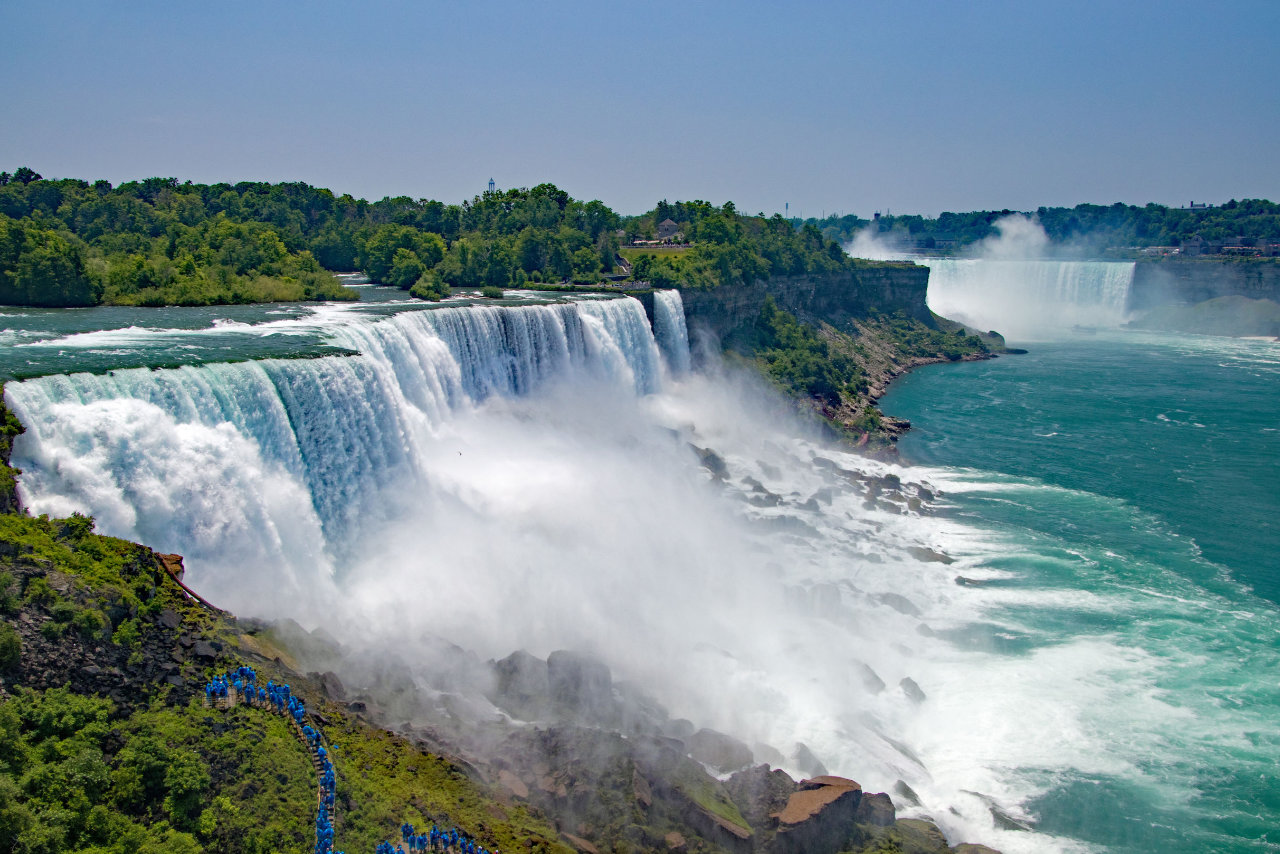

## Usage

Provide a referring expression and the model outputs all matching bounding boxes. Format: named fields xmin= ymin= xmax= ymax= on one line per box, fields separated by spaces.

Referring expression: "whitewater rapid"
xmin=10 ymin=292 xmax=1263 ymax=853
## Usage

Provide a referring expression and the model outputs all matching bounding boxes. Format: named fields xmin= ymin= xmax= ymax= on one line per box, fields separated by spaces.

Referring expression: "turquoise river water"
xmin=882 ymin=332 xmax=1280 ymax=852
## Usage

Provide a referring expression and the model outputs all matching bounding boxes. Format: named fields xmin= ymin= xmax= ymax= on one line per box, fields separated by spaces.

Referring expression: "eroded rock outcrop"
xmin=771 ymin=776 xmax=864 ymax=854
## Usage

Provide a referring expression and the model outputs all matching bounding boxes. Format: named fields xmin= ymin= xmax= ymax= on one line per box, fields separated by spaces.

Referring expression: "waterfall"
xmin=922 ymin=259 xmax=1136 ymax=339
xmin=652 ymin=289 xmax=692 ymax=375
xmin=4 ymin=296 xmax=678 ymax=602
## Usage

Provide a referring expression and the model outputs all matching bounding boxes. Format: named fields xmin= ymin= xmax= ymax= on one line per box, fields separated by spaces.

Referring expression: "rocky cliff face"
xmin=1129 ymin=257 xmax=1280 ymax=312
xmin=677 ymin=263 xmax=931 ymax=339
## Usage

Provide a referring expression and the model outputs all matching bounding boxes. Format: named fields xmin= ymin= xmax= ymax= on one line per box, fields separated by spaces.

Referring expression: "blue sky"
xmin=2 ymin=0 xmax=1277 ymax=216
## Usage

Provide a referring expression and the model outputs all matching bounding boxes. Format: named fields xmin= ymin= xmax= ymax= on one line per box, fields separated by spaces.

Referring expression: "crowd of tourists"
xmin=204 ymin=666 xmax=493 ymax=854
xmin=378 ymin=823 xmax=496 ymax=854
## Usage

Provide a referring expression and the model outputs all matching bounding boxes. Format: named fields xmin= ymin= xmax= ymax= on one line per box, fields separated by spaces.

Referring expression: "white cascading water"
xmin=652 ymin=289 xmax=692 ymax=374
xmin=923 ymin=259 xmax=1137 ymax=339
xmin=5 ymin=291 xmax=1111 ymax=853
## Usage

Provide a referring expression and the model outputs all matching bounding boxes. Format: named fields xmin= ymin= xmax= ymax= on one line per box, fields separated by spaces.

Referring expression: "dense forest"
xmin=0 ymin=168 xmax=855 ymax=307
xmin=804 ymin=198 xmax=1280 ymax=254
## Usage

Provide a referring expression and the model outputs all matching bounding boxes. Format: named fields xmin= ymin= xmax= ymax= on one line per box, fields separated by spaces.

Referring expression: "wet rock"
xmin=192 ymin=640 xmax=218 ymax=660
xmin=953 ymin=845 xmax=1003 ymax=854
xmin=724 ymin=764 xmax=798 ymax=832
xmin=793 ymin=743 xmax=828 ymax=778
xmin=892 ymin=780 xmax=921 ymax=808
xmin=990 ymin=805 xmax=1035 ymax=832
xmin=688 ymin=728 xmax=754 ymax=773
xmin=907 ymin=547 xmax=954 ymax=564
xmin=751 ymin=741 xmax=787 ymax=768
xmin=158 ymin=608 xmax=181 ymax=629
xmin=854 ymin=791 xmax=895 ymax=826
xmin=490 ymin=649 xmax=550 ymax=719
xmin=664 ymin=718 xmax=695 ymax=741
xmin=748 ymin=492 xmax=783 ymax=508
xmin=857 ymin=662 xmax=886 ymax=694
xmin=900 ymin=677 xmax=927 ymax=704
xmin=961 ymin=790 xmax=1035 ymax=832
xmin=954 ymin=576 xmax=985 ymax=587
xmin=691 ymin=445 xmax=729 ymax=480
xmin=664 ymin=831 xmax=687 ymax=851
xmin=547 ymin=650 xmax=615 ymax=724
xmin=319 ymin=671 xmax=346 ymax=702
xmin=876 ymin=592 xmax=922 ymax=617
xmin=893 ymin=818 xmax=949 ymax=852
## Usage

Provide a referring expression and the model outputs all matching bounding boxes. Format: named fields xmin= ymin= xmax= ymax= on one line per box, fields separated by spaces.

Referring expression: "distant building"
xmin=488 ymin=178 xmax=496 ymax=193
xmin=656 ymin=218 xmax=680 ymax=240
xmin=1181 ymin=235 xmax=1224 ymax=256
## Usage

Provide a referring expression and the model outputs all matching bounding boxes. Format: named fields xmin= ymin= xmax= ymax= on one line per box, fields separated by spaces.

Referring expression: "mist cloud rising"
xmin=6 ymin=296 xmax=1135 ymax=852
xmin=973 ymin=214 xmax=1050 ymax=260
xmin=846 ymin=227 xmax=907 ymax=261
xmin=921 ymin=215 xmax=1137 ymax=340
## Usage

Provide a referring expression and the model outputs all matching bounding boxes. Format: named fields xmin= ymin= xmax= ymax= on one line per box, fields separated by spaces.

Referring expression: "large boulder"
xmin=688 ymin=728 xmax=754 ymax=774
xmin=724 ymin=764 xmax=799 ymax=832
xmin=854 ymin=791 xmax=895 ymax=826
xmin=490 ymin=649 xmax=550 ymax=720
xmin=793 ymin=743 xmax=829 ymax=778
xmin=770 ymin=776 xmax=863 ymax=854
xmin=547 ymin=650 xmax=616 ymax=725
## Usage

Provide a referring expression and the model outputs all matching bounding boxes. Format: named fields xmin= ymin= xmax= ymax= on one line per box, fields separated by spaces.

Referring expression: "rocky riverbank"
xmin=670 ymin=271 xmax=1004 ymax=452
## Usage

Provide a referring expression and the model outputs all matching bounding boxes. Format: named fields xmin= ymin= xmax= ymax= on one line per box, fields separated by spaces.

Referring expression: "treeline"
xmin=0 ymin=168 xmax=861 ymax=307
xmin=803 ymin=198 xmax=1280 ymax=252
xmin=0 ymin=170 xmax=357 ymax=307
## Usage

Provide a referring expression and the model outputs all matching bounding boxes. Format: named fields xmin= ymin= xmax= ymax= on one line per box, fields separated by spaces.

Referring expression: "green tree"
xmin=1 ymin=228 xmax=101 ymax=306
xmin=387 ymin=247 xmax=426 ymax=288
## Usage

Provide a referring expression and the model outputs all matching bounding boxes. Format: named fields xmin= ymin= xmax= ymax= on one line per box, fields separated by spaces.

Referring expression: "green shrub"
xmin=0 ymin=571 xmax=18 ymax=614
xmin=58 ymin=512 xmax=95 ymax=541
xmin=409 ymin=271 xmax=450 ymax=301
xmin=72 ymin=608 xmax=108 ymax=640
xmin=50 ymin=598 xmax=77 ymax=622
xmin=113 ymin=617 xmax=142 ymax=650
xmin=480 ymin=285 xmax=504 ymax=299
xmin=23 ymin=577 xmax=57 ymax=607
xmin=0 ymin=622 xmax=19 ymax=671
